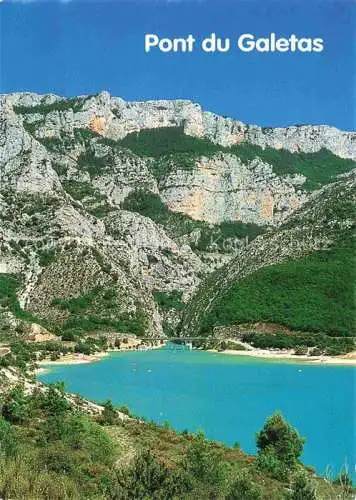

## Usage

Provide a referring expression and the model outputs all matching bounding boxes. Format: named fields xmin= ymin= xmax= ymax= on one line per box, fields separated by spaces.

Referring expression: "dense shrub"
xmin=256 ymin=413 xmax=304 ymax=479
xmin=226 ymin=471 xmax=263 ymax=500
xmin=2 ymin=386 xmax=31 ymax=425
xmin=0 ymin=418 xmax=18 ymax=459
xmin=115 ymin=449 xmax=192 ymax=499
xmin=60 ymin=414 xmax=116 ymax=466
xmin=288 ymin=471 xmax=317 ymax=500
xmin=183 ymin=432 xmax=228 ymax=486
xmin=101 ymin=400 xmax=117 ymax=425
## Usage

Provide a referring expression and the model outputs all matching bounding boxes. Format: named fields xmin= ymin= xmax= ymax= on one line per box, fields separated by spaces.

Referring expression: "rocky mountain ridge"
xmin=0 ymin=91 xmax=355 ymax=341
xmin=2 ymin=91 xmax=355 ymax=158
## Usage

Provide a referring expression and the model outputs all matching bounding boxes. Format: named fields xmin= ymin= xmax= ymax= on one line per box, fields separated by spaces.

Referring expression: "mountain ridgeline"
xmin=0 ymin=91 xmax=355 ymax=351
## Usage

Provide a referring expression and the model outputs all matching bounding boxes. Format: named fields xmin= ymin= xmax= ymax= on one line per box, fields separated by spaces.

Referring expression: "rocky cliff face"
xmin=3 ymin=91 xmax=355 ymax=158
xmin=160 ymin=154 xmax=306 ymax=225
xmin=0 ymin=91 xmax=355 ymax=339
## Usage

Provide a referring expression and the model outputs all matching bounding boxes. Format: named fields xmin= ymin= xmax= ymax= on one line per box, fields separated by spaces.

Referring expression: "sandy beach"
xmin=36 ymin=350 xmax=109 ymax=370
xmin=207 ymin=348 xmax=356 ymax=366
xmin=35 ymin=343 xmax=165 ymax=374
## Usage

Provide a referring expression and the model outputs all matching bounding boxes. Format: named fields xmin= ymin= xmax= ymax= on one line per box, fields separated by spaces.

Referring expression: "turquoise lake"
xmin=38 ymin=346 xmax=355 ymax=478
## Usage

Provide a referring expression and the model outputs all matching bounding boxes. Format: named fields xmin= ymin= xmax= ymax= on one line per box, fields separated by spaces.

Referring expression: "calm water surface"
xmin=38 ymin=346 xmax=355 ymax=478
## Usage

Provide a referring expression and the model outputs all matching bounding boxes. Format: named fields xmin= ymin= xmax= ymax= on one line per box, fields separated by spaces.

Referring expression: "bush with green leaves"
xmin=183 ymin=431 xmax=228 ymax=486
xmin=288 ymin=471 xmax=317 ymax=500
xmin=2 ymin=386 xmax=31 ymax=425
xmin=61 ymin=414 xmax=116 ymax=466
xmin=226 ymin=471 xmax=262 ymax=500
xmin=37 ymin=382 xmax=71 ymax=416
xmin=256 ymin=413 xmax=305 ymax=479
xmin=0 ymin=418 xmax=18 ymax=459
xmin=101 ymin=399 xmax=117 ymax=425
xmin=114 ymin=448 xmax=192 ymax=499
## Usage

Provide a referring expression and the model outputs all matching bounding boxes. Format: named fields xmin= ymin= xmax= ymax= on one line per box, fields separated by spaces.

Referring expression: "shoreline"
xmin=35 ymin=350 xmax=110 ymax=374
xmin=207 ymin=348 xmax=356 ymax=366
xmin=34 ymin=343 xmax=356 ymax=375
xmin=35 ymin=343 xmax=165 ymax=374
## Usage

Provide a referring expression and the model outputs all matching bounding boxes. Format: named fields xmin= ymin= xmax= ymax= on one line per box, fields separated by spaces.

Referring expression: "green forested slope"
xmin=181 ymin=174 xmax=355 ymax=349
xmin=202 ymin=244 xmax=355 ymax=336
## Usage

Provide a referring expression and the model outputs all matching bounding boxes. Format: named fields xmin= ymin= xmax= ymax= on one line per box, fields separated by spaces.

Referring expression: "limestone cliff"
xmin=0 ymin=91 xmax=355 ymax=339
xmin=3 ymin=91 xmax=355 ymax=158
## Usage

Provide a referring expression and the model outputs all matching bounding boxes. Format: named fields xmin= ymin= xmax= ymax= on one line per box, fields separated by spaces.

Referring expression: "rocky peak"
xmin=2 ymin=91 xmax=355 ymax=159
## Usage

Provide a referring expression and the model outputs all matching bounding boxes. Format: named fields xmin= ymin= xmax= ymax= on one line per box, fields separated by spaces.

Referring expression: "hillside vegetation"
xmin=181 ymin=174 xmax=355 ymax=354
xmin=120 ymin=127 xmax=355 ymax=188
xmin=0 ymin=373 xmax=352 ymax=500
xmin=202 ymin=244 xmax=355 ymax=337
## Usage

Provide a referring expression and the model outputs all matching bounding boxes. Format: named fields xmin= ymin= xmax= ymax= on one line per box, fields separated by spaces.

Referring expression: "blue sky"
xmin=0 ymin=0 xmax=354 ymax=130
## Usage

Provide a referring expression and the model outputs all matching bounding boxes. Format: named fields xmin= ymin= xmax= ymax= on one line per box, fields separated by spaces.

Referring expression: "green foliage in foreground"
xmin=202 ymin=245 xmax=355 ymax=336
xmin=226 ymin=472 xmax=263 ymax=500
xmin=122 ymin=190 xmax=264 ymax=249
xmin=256 ymin=413 xmax=304 ymax=479
xmin=288 ymin=472 xmax=317 ymax=500
xmin=0 ymin=384 xmax=350 ymax=499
